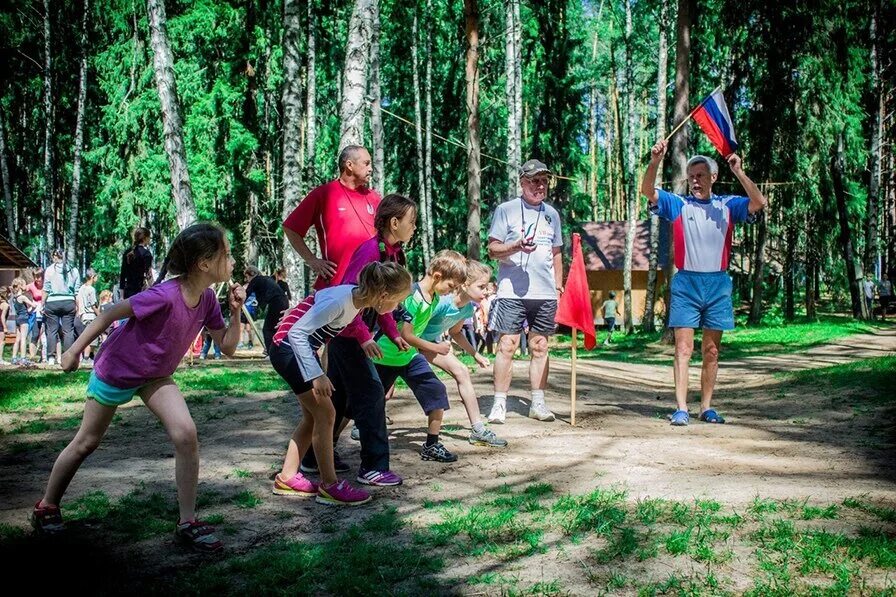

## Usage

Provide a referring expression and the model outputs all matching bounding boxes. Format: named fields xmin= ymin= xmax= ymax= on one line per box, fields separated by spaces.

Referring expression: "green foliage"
xmin=182 ymin=521 xmax=444 ymax=595
xmin=0 ymin=0 xmax=890 ymax=322
xmin=231 ymin=490 xmax=262 ymax=509
xmin=549 ymin=317 xmax=883 ymax=363
xmin=65 ymin=486 xmax=190 ymax=540
xmin=0 ymin=363 xmax=285 ymax=414
xmin=783 ymin=356 xmax=896 ymax=404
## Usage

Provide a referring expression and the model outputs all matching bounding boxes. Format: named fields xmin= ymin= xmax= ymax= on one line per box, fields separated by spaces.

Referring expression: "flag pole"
xmin=570 ymin=327 xmax=577 ymax=427
xmin=663 ymin=84 xmax=723 ymax=143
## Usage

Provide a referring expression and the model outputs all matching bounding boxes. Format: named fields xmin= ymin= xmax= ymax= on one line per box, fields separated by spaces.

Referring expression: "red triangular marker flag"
xmin=555 ymin=233 xmax=596 ymax=350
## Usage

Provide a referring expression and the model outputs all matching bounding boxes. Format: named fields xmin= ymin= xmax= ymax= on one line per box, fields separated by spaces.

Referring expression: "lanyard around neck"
xmin=520 ymin=198 xmax=544 ymax=242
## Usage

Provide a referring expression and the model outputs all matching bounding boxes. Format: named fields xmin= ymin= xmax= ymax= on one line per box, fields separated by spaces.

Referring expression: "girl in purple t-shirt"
xmin=31 ymin=223 xmax=246 ymax=553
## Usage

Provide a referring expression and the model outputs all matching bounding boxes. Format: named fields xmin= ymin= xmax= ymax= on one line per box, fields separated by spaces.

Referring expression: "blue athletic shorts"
xmin=375 ymin=354 xmax=450 ymax=415
xmin=86 ymin=371 xmax=143 ymax=407
xmin=668 ymin=271 xmax=735 ymax=331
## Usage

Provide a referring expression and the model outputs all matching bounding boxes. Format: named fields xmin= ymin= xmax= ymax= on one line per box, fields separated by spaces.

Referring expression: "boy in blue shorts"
xmin=419 ymin=260 xmax=507 ymax=448
xmin=371 ymin=250 xmax=468 ymax=462
xmin=641 ymin=140 xmax=767 ymax=426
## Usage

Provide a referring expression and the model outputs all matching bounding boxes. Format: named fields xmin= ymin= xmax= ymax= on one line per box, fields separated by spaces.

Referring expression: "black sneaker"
xmin=300 ymin=450 xmax=350 ymax=474
xmin=333 ymin=450 xmax=350 ymax=473
xmin=420 ymin=441 xmax=458 ymax=463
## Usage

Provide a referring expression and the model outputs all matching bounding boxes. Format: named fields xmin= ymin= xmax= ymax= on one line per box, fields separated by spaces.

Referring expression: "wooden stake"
xmin=229 ymin=279 xmax=266 ymax=350
xmin=571 ymin=326 xmax=577 ymax=426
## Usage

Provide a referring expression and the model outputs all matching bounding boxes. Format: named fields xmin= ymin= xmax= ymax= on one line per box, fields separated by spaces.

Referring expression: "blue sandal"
xmin=669 ymin=410 xmax=689 ymax=426
xmin=699 ymin=409 xmax=725 ymax=424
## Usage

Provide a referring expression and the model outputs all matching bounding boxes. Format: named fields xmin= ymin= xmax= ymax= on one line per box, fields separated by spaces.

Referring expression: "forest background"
xmin=2 ymin=0 xmax=894 ymax=330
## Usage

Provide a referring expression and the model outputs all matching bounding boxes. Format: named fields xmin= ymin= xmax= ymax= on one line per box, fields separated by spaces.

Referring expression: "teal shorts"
xmin=87 ymin=371 xmax=143 ymax=407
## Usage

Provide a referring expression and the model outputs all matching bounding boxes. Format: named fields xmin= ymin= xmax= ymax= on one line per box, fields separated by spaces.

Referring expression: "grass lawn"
xmin=0 ymin=362 xmax=289 ymax=414
xmin=1 ymin=317 xmax=889 ymax=410
xmin=548 ymin=316 xmax=892 ymax=364
xmin=3 ymin=477 xmax=892 ymax=595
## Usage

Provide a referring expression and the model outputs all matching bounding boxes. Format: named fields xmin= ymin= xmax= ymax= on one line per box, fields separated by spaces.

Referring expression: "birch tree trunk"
xmin=864 ymin=0 xmax=882 ymax=274
xmin=0 ymin=110 xmax=14 ymax=244
xmin=281 ymin=0 xmax=304 ymax=295
xmin=748 ymin=194 xmax=767 ymax=325
xmin=622 ymin=0 xmax=637 ymax=334
xmin=369 ymin=0 xmax=384 ymax=196
xmin=424 ymin=0 xmax=434 ymax=255
xmin=147 ymin=0 xmax=196 ymax=231
xmin=832 ymin=133 xmax=867 ymax=319
xmin=604 ymin=108 xmax=614 ymax=221
xmin=609 ymin=36 xmax=623 ymax=222
xmin=884 ymin=125 xmax=896 ymax=274
xmin=412 ymin=10 xmax=431 ymax=265
xmin=505 ymin=0 xmax=521 ymax=196
xmin=261 ymin=4 xmax=276 ymax=265
xmin=513 ymin=0 xmax=521 ymax=165
xmin=66 ymin=0 xmax=90 ymax=263
xmin=304 ymin=0 xmax=317 ymax=188
xmin=588 ymin=29 xmax=599 ymax=222
xmin=42 ymin=0 xmax=56 ymax=255
xmin=643 ymin=0 xmax=668 ymax=333
xmin=240 ymin=0 xmax=260 ymax=266
xmin=464 ymin=0 xmax=482 ymax=260
xmin=805 ymin=213 xmax=818 ymax=320
xmin=339 ymin=0 xmax=374 ymax=149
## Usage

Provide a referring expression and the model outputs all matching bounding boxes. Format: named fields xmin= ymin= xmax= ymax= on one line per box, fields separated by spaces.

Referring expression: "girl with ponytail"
xmin=119 ymin=227 xmax=153 ymax=298
xmin=268 ymin=261 xmax=412 ymax=505
xmin=32 ymin=223 xmax=245 ymax=553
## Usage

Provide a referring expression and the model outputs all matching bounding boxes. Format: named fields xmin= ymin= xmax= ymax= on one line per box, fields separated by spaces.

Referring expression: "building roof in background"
xmin=580 ymin=221 xmax=669 ymax=272
xmin=0 ymin=234 xmax=37 ymax=270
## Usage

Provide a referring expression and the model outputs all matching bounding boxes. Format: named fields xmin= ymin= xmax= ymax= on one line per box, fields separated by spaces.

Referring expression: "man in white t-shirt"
xmin=486 ymin=159 xmax=564 ymax=423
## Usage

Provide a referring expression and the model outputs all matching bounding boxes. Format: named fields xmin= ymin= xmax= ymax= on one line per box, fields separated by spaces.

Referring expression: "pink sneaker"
xmin=316 ymin=480 xmax=372 ymax=506
xmin=272 ymin=473 xmax=318 ymax=497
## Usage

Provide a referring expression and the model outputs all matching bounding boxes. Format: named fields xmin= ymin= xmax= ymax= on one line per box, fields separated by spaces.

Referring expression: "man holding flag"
xmin=641 ymin=137 xmax=766 ymax=426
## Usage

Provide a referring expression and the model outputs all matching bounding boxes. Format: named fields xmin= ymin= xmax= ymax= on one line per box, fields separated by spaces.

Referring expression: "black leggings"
xmin=45 ymin=299 xmax=77 ymax=356
xmin=263 ymin=294 xmax=290 ymax=352
xmin=301 ymin=336 xmax=389 ymax=472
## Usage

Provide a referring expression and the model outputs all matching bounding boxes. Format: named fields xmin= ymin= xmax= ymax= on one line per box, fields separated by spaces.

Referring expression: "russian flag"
xmin=692 ymin=89 xmax=739 ymax=157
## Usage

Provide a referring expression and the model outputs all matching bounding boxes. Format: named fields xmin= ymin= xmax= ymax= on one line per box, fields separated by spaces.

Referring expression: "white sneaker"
xmin=528 ymin=401 xmax=555 ymax=422
xmin=46 ymin=357 xmax=56 ymax=366
xmin=488 ymin=399 xmax=506 ymax=424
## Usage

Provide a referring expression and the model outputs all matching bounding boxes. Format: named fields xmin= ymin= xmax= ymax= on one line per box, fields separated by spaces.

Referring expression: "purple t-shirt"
xmin=93 ymin=279 xmax=226 ymax=388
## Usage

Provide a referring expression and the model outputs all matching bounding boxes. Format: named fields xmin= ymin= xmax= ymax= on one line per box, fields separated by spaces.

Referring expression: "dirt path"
xmin=401 ymin=327 xmax=896 ymax=507
xmin=1 ymin=329 xmax=893 ymax=592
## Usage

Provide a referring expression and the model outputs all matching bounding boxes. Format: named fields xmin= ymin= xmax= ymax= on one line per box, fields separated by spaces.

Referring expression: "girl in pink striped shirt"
xmin=268 ymin=262 xmax=411 ymax=505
